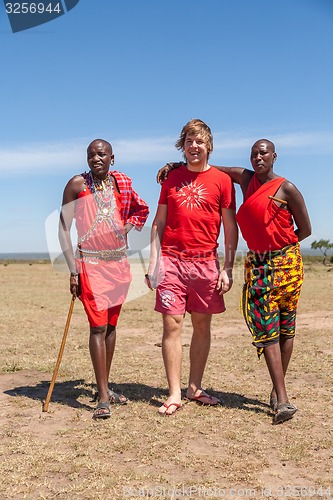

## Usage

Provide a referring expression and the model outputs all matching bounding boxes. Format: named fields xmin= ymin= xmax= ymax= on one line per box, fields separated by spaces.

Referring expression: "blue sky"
xmin=0 ymin=0 xmax=332 ymax=254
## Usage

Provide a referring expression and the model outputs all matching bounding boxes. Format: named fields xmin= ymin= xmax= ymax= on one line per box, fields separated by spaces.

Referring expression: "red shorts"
xmin=155 ymin=256 xmax=225 ymax=315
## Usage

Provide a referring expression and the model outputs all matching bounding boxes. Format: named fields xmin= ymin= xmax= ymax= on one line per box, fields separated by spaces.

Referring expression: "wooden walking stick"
xmin=43 ymin=295 xmax=75 ymax=412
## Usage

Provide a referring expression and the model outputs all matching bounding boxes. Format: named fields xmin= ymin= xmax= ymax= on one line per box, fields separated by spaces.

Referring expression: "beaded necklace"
xmin=84 ymin=171 xmax=113 ymax=194
xmin=79 ymin=171 xmax=125 ymax=245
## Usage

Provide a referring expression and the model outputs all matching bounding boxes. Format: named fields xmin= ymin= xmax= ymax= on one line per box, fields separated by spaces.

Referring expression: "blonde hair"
xmin=175 ymin=119 xmax=213 ymax=159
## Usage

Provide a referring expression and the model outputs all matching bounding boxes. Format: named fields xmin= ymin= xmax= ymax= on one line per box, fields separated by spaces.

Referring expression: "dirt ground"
xmin=0 ymin=259 xmax=332 ymax=499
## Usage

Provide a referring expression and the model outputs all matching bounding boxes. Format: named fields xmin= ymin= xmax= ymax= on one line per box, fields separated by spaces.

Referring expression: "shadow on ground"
xmin=214 ymin=389 xmax=271 ymax=415
xmin=4 ymin=379 xmax=270 ymax=415
xmin=4 ymin=378 xmax=93 ymax=411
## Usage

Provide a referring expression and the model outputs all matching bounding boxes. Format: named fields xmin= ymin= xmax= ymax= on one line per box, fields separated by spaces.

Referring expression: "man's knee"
xmin=162 ymin=314 xmax=183 ymax=337
xmin=90 ymin=325 xmax=108 ymax=336
xmin=191 ymin=312 xmax=212 ymax=333
xmin=280 ymin=332 xmax=295 ymax=341
xmin=106 ymin=324 xmax=116 ymax=338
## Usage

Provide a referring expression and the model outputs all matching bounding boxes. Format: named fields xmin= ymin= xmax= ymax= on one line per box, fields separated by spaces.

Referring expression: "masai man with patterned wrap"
xmin=235 ymin=139 xmax=311 ymax=424
xmin=157 ymin=139 xmax=311 ymax=424
xmin=59 ymin=139 xmax=149 ymax=419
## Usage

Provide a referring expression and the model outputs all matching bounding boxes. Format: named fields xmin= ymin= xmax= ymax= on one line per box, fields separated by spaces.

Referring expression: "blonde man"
xmin=146 ymin=119 xmax=238 ymax=415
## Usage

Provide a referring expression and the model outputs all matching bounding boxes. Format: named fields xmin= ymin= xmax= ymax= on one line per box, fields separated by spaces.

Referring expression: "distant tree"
xmin=311 ymin=239 xmax=333 ymax=265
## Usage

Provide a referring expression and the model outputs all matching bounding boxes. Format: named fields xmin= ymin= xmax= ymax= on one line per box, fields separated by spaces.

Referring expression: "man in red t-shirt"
xmin=146 ymin=119 xmax=238 ymax=415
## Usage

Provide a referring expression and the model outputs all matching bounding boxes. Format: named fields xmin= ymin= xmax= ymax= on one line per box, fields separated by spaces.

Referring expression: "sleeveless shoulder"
xmin=66 ymin=173 xmax=86 ymax=194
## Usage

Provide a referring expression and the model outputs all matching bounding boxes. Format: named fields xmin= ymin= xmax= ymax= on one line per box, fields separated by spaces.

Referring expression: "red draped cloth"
xmin=236 ymin=176 xmax=298 ymax=252
xmin=74 ymin=178 xmax=131 ymax=314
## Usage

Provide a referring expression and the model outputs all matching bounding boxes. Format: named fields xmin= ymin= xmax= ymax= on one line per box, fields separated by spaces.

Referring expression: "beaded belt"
xmin=77 ymin=246 xmax=127 ymax=262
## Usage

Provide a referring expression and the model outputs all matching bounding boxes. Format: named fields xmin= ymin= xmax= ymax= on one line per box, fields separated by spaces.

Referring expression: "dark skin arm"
xmin=59 ymin=175 xmax=84 ymax=298
xmin=212 ymin=167 xmax=254 ymax=197
xmin=156 ymin=163 xmax=311 ymax=242
xmin=156 ymin=162 xmax=248 ymax=185
xmin=156 ymin=162 xmax=182 ymax=184
xmin=275 ymin=180 xmax=312 ymax=241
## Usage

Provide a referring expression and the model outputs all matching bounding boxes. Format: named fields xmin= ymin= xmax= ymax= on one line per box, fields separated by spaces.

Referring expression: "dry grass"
xmin=0 ymin=258 xmax=332 ymax=499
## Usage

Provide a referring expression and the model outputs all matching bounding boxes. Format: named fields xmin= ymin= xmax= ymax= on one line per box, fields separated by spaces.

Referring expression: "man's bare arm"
xmin=145 ymin=204 xmax=167 ymax=290
xmin=58 ymin=176 xmax=83 ymax=296
xmin=279 ymin=181 xmax=312 ymax=242
xmin=217 ymin=208 xmax=239 ymax=294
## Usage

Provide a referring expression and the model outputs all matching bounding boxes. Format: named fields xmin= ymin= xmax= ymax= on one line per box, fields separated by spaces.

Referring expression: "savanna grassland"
xmin=0 ymin=257 xmax=332 ymax=499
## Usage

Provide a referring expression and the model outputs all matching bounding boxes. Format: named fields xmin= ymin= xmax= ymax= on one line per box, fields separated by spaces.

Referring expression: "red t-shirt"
xmin=159 ymin=165 xmax=236 ymax=260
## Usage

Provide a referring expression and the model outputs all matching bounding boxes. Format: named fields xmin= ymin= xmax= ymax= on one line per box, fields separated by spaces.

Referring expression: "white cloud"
xmin=213 ymin=130 xmax=333 ymax=153
xmin=0 ymin=137 xmax=177 ymax=176
xmin=0 ymin=140 xmax=86 ymax=175
xmin=1 ymin=130 xmax=332 ymax=177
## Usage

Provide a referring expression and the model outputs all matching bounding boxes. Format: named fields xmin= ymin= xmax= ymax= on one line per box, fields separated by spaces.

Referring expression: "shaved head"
xmin=87 ymin=139 xmax=113 ymax=155
xmin=252 ymin=139 xmax=275 ymax=152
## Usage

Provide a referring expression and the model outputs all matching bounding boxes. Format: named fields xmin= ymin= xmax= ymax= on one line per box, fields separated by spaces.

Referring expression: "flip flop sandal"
xmin=93 ymin=401 xmax=111 ymax=419
xmin=158 ymin=402 xmax=182 ymax=416
xmin=273 ymin=403 xmax=297 ymax=424
xmin=108 ymin=389 xmax=128 ymax=405
xmin=186 ymin=391 xmax=221 ymax=406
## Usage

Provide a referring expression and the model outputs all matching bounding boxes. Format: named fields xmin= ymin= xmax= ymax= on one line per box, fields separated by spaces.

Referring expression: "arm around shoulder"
xmin=211 ymin=165 xmax=248 ymax=185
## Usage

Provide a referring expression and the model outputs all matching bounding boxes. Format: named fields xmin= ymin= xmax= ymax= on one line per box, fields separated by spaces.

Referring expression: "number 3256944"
xmin=5 ymin=3 xmax=62 ymax=14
